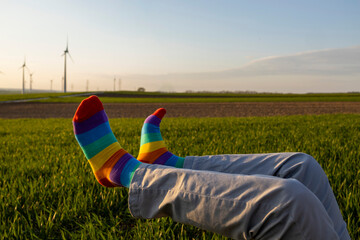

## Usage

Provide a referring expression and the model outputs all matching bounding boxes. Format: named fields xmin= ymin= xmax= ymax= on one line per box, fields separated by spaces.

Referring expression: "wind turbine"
xmin=19 ymin=58 xmax=29 ymax=94
xmin=86 ymin=79 xmax=89 ymax=92
xmin=62 ymin=39 xmax=73 ymax=93
xmin=113 ymin=76 xmax=116 ymax=91
xmin=29 ymin=72 xmax=34 ymax=92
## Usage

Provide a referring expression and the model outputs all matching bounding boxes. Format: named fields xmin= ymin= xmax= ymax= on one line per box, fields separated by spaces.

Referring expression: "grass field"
xmin=1 ymin=91 xmax=360 ymax=103
xmin=1 ymin=114 xmax=359 ymax=239
xmin=0 ymin=93 xmax=78 ymax=102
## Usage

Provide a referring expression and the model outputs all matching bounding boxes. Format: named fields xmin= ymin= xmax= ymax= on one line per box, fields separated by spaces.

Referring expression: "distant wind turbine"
xmin=62 ymin=39 xmax=73 ymax=93
xmin=29 ymin=72 xmax=34 ymax=92
xmin=113 ymin=76 xmax=116 ymax=91
xmin=19 ymin=57 xmax=30 ymax=94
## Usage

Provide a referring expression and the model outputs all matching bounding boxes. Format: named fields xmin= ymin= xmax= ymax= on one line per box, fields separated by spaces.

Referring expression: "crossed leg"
xmin=73 ymin=96 xmax=348 ymax=239
xmin=137 ymin=108 xmax=350 ymax=239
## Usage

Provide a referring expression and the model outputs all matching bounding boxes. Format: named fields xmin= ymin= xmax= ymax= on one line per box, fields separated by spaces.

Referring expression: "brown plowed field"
xmin=1 ymin=102 xmax=360 ymax=118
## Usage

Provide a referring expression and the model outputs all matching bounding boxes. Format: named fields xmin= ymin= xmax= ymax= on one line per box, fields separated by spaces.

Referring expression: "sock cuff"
xmin=109 ymin=153 xmax=137 ymax=186
xmin=153 ymin=151 xmax=173 ymax=165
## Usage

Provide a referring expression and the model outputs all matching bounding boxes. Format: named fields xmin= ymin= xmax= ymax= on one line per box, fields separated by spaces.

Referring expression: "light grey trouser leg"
xmin=129 ymin=164 xmax=339 ymax=240
xmin=184 ymin=152 xmax=350 ymax=240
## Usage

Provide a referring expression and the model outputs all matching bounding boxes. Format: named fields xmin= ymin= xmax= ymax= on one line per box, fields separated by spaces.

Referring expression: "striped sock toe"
xmin=73 ymin=95 xmax=141 ymax=188
xmin=137 ymin=108 xmax=184 ymax=168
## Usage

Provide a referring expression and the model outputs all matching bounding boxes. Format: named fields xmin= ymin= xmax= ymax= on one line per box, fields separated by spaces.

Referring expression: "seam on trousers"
xmin=128 ymin=188 xmax=138 ymax=218
xmin=338 ymin=223 xmax=350 ymax=240
xmin=131 ymin=186 xmax=300 ymax=215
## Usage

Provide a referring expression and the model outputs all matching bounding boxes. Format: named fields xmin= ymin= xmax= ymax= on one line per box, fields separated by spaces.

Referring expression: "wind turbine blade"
xmin=65 ymin=36 xmax=69 ymax=53
xmin=68 ymin=52 xmax=74 ymax=63
xmin=19 ymin=56 xmax=26 ymax=69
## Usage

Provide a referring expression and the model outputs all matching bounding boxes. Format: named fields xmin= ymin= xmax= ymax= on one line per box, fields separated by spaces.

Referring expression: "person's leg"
xmin=73 ymin=98 xmax=339 ymax=239
xmin=129 ymin=164 xmax=339 ymax=240
xmin=138 ymin=109 xmax=349 ymax=239
xmin=185 ymin=153 xmax=350 ymax=239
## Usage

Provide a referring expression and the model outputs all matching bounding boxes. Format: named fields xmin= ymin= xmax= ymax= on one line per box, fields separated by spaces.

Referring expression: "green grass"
xmin=0 ymin=115 xmax=359 ymax=239
xmin=2 ymin=91 xmax=360 ymax=102
xmin=0 ymin=92 xmax=80 ymax=102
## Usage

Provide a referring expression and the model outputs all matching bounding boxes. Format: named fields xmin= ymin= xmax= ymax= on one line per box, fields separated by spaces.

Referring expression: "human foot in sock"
xmin=137 ymin=108 xmax=184 ymax=168
xmin=73 ymin=95 xmax=142 ymax=188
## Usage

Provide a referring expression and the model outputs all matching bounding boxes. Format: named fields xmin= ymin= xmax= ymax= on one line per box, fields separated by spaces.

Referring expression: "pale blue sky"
xmin=0 ymin=0 xmax=359 ymax=92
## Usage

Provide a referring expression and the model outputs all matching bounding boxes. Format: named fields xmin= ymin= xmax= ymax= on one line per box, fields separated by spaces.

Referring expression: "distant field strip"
xmin=0 ymin=92 xmax=77 ymax=102
xmin=33 ymin=96 xmax=360 ymax=103
xmin=1 ymin=91 xmax=360 ymax=103
xmin=0 ymin=114 xmax=359 ymax=239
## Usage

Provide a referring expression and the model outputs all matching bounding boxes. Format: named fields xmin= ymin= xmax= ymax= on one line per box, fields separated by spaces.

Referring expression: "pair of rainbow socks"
xmin=73 ymin=95 xmax=184 ymax=188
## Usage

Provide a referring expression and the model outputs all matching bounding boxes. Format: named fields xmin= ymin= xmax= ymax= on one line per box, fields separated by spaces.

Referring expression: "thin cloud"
xmin=235 ymin=46 xmax=360 ymax=76
xmin=123 ymin=45 xmax=360 ymax=92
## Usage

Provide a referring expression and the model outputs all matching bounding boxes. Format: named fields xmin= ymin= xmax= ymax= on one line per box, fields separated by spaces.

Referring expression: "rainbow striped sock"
xmin=73 ymin=95 xmax=142 ymax=188
xmin=137 ymin=108 xmax=184 ymax=168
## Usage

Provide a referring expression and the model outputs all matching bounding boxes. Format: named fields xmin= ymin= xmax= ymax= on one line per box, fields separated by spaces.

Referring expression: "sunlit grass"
xmin=1 ymin=91 xmax=360 ymax=102
xmin=0 ymin=92 xmax=79 ymax=102
xmin=0 ymin=115 xmax=359 ymax=239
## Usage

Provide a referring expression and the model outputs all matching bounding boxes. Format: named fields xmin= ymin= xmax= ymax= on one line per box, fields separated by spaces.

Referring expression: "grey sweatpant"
xmin=128 ymin=152 xmax=350 ymax=240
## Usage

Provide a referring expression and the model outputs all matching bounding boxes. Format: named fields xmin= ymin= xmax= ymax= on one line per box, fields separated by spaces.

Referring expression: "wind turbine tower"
xmin=20 ymin=58 xmax=29 ymax=94
xmin=113 ymin=76 xmax=116 ymax=91
xmin=62 ymin=40 xmax=73 ymax=93
xmin=29 ymin=72 xmax=34 ymax=92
